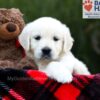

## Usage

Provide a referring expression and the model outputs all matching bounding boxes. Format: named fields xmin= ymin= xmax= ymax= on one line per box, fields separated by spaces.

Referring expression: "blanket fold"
xmin=0 ymin=69 xmax=100 ymax=100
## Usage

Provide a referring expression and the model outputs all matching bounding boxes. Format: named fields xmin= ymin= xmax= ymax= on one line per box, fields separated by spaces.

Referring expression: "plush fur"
xmin=19 ymin=17 xmax=90 ymax=83
xmin=0 ymin=8 xmax=36 ymax=69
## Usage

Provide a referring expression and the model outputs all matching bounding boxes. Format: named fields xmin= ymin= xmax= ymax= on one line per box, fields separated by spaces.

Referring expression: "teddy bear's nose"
xmin=6 ymin=23 xmax=17 ymax=32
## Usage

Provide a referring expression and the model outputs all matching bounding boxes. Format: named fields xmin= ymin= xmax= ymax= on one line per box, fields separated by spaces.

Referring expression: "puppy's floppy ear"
xmin=63 ymin=25 xmax=74 ymax=53
xmin=19 ymin=24 xmax=31 ymax=51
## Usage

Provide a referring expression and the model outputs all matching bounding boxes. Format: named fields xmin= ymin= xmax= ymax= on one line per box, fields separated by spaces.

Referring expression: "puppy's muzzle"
xmin=42 ymin=47 xmax=51 ymax=59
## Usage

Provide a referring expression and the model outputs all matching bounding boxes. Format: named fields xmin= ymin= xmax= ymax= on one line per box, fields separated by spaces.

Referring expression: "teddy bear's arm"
xmin=0 ymin=60 xmax=15 ymax=69
xmin=16 ymin=57 xmax=38 ymax=70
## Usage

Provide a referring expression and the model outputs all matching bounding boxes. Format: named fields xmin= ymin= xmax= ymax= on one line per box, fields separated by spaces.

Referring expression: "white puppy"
xmin=19 ymin=17 xmax=90 ymax=83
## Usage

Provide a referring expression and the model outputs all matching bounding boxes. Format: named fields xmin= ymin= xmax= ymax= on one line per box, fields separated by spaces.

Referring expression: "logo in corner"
xmin=83 ymin=0 xmax=93 ymax=11
xmin=83 ymin=0 xmax=100 ymax=19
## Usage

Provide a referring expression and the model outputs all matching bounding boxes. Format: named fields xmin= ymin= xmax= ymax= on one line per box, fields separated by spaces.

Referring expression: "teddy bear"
xmin=0 ymin=8 xmax=37 ymax=69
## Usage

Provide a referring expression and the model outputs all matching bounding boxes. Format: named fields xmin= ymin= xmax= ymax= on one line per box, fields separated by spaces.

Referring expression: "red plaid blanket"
xmin=0 ymin=69 xmax=100 ymax=100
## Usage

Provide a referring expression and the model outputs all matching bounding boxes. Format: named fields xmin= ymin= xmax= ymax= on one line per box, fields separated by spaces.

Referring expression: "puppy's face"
xmin=30 ymin=29 xmax=64 ymax=61
xmin=19 ymin=17 xmax=74 ymax=64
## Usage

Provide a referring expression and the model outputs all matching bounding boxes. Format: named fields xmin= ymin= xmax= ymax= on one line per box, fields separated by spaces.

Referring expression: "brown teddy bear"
xmin=0 ymin=8 xmax=36 ymax=69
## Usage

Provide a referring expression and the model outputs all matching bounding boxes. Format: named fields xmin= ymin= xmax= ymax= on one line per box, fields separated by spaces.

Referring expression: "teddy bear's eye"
xmin=34 ymin=35 xmax=41 ymax=40
xmin=53 ymin=36 xmax=59 ymax=41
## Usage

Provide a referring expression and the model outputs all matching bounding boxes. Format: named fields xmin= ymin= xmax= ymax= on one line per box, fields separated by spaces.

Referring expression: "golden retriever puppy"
xmin=19 ymin=17 xmax=90 ymax=83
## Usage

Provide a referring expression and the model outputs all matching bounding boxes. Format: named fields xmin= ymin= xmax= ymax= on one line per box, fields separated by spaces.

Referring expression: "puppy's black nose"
xmin=42 ymin=47 xmax=51 ymax=55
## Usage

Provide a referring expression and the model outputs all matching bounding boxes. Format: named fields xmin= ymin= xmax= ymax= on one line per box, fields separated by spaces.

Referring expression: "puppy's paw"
xmin=44 ymin=62 xmax=73 ymax=83
xmin=54 ymin=71 xmax=73 ymax=83
xmin=74 ymin=61 xmax=91 ymax=75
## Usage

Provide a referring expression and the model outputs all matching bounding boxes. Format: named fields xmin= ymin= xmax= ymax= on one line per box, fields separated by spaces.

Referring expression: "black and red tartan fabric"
xmin=0 ymin=69 xmax=100 ymax=100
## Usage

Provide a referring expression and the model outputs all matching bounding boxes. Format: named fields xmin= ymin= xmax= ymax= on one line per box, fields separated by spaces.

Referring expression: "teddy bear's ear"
xmin=10 ymin=8 xmax=23 ymax=16
xmin=19 ymin=24 xmax=31 ymax=51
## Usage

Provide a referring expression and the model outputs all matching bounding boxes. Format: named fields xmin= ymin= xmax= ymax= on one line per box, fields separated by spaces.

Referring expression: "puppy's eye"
xmin=34 ymin=36 xmax=41 ymax=40
xmin=53 ymin=36 xmax=59 ymax=41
